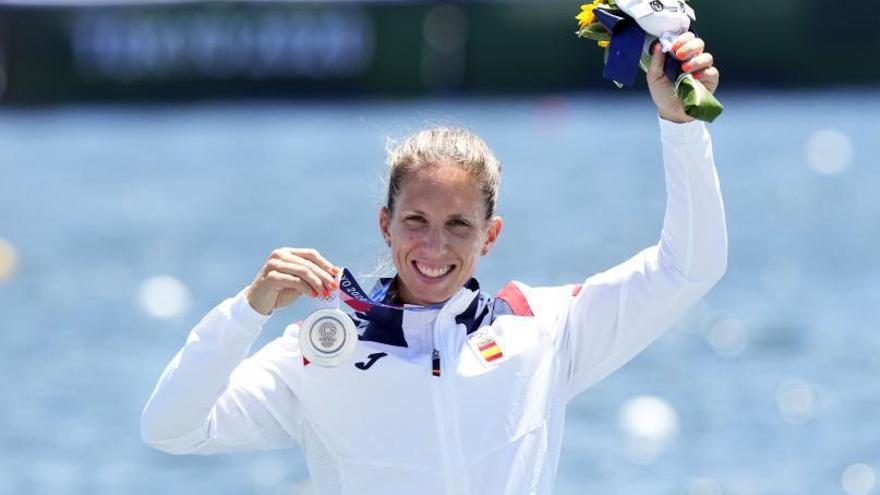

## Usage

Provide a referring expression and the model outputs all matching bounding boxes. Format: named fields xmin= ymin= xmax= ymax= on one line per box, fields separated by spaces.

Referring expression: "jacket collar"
xmin=354 ymin=275 xmax=493 ymax=347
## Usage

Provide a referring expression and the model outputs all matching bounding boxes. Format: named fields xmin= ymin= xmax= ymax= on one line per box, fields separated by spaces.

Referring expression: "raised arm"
xmin=140 ymin=289 xmax=303 ymax=454
xmin=556 ymin=116 xmax=727 ymax=399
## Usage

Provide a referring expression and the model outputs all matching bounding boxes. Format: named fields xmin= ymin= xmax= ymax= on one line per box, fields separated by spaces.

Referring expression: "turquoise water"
xmin=1 ymin=92 xmax=879 ymax=494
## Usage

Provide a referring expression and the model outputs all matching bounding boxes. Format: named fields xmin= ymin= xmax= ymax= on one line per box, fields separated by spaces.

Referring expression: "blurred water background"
xmin=2 ymin=0 xmax=880 ymax=493
xmin=1 ymin=91 xmax=879 ymax=494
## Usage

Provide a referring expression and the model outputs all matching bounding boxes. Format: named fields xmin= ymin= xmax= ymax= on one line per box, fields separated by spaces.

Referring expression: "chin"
xmin=405 ymin=281 xmax=458 ymax=306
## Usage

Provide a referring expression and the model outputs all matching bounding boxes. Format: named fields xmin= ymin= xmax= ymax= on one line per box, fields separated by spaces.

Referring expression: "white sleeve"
xmin=140 ymin=288 xmax=304 ymax=455
xmin=526 ymin=117 xmax=728 ymax=400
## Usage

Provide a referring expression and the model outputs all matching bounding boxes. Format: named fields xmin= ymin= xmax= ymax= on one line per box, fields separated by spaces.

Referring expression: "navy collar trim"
xmin=352 ymin=275 xmax=492 ymax=348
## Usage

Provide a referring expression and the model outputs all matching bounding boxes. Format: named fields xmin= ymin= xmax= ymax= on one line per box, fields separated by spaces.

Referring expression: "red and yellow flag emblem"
xmin=478 ymin=340 xmax=503 ymax=362
xmin=468 ymin=327 xmax=505 ymax=366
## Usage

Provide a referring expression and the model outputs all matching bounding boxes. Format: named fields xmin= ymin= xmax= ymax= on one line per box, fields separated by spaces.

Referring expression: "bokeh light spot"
xmin=706 ymin=317 xmax=749 ymax=358
xmin=841 ymin=463 xmax=876 ymax=495
xmin=0 ymin=238 xmax=18 ymax=282
xmin=805 ymin=129 xmax=854 ymax=175
xmin=618 ymin=395 xmax=679 ymax=464
xmin=420 ymin=4 xmax=467 ymax=90
xmin=776 ymin=379 xmax=818 ymax=425
xmin=423 ymin=5 xmax=468 ymax=54
xmin=137 ymin=275 xmax=192 ymax=320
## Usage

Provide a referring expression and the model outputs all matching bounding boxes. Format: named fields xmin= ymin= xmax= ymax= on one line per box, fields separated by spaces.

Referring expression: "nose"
xmin=422 ymin=225 xmax=448 ymax=255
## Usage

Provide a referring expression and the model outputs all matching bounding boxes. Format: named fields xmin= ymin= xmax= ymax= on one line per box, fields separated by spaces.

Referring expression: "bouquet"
xmin=576 ymin=0 xmax=723 ymax=122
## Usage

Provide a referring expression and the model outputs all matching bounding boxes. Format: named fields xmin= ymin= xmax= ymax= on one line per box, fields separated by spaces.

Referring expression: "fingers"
xmin=678 ymin=47 xmax=719 ymax=92
xmin=673 ymin=36 xmax=705 ymax=62
xmin=266 ymin=258 xmax=327 ymax=297
xmin=286 ymin=248 xmax=339 ymax=279
xmin=668 ymin=33 xmax=719 ymax=90
xmin=265 ymin=271 xmax=316 ymax=297
xmin=681 ymin=52 xmax=713 ymax=75
xmin=698 ymin=66 xmax=719 ymax=80
xmin=694 ymin=66 xmax=720 ymax=92
xmin=647 ymin=42 xmax=666 ymax=79
xmin=298 ymin=257 xmax=338 ymax=293
xmin=670 ymin=32 xmax=695 ymax=54
xmin=650 ymin=32 xmax=709 ymax=80
xmin=267 ymin=248 xmax=339 ymax=297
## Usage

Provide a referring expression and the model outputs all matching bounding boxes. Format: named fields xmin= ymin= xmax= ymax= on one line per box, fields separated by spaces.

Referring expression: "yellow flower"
xmin=576 ymin=7 xmax=595 ymax=29
xmin=576 ymin=0 xmax=605 ymax=30
xmin=597 ymin=40 xmax=610 ymax=48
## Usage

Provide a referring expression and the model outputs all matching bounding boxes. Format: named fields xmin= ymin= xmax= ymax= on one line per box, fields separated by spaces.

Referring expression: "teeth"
xmin=416 ymin=262 xmax=453 ymax=278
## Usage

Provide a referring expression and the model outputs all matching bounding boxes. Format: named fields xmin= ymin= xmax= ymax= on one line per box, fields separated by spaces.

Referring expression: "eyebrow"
xmin=402 ymin=209 xmax=476 ymax=221
xmin=447 ymin=214 xmax=474 ymax=222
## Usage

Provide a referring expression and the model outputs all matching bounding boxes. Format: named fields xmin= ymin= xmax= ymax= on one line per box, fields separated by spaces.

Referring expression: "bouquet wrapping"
xmin=576 ymin=0 xmax=723 ymax=122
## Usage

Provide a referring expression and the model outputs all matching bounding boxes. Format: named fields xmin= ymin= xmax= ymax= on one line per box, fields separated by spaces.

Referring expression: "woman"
xmin=141 ymin=33 xmax=726 ymax=494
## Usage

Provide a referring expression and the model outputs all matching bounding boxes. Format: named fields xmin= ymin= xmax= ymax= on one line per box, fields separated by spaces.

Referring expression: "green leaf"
xmin=674 ymin=74 xmax=724 ymax=123
xmin=638 ymin=35 xmax=658 ymax=74
xmin=639 ymin=51 xmax=651 ymax=73
xmin=577 ymin=23 xmax=611 ymax=41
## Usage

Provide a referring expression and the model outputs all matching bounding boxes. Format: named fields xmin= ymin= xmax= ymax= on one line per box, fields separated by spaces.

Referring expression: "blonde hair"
xmin=385 ymin=126 xmax=502 ymax=220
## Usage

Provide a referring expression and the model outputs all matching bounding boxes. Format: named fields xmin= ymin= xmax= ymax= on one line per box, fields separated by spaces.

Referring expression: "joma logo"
xmin=355 ymin=352 xmax=388 ymax=370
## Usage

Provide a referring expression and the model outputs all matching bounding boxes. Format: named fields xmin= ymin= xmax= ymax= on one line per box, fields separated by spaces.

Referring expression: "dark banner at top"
xmin=0 ymin=1 xmax=877 ymax=104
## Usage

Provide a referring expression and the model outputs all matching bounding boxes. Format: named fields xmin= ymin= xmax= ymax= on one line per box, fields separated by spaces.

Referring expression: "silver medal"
xmin=299 ymin=289 xmax=357 ymax=367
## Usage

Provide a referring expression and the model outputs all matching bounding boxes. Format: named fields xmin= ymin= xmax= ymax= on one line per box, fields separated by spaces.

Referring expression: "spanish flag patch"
xmin=478 ymin=341 xmax=503 ymax=362
xmin=468 ymin=327 xmax=505 ymax=367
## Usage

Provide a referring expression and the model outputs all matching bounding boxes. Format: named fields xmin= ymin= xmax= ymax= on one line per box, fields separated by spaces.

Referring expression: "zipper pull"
xmin=432 ymin=349 xmax=441 ymax=377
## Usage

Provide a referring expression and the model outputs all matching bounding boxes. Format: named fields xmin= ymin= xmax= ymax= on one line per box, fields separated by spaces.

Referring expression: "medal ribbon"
xmin=337 ymin=268 xmax=445 ymax=313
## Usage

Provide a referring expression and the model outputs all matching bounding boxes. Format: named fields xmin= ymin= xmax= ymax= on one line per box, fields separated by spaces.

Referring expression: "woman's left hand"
xmin=647 ymin=32 xmax=720 ymax=123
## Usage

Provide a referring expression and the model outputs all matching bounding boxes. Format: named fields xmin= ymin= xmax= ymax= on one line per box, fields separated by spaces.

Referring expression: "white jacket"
xmin=141 ymin=117 xmax=727 ymax=495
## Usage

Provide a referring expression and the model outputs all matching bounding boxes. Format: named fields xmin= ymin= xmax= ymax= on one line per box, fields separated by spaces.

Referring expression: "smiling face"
xmin=379 ymin=163 xmax=502 ymax=306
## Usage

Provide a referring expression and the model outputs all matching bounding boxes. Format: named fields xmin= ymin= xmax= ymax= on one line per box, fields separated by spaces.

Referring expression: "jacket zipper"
xmin=432 ymin=349 xmax=441 ymax=377
xmin=430 ymin=336 xmax=470 ymax=495
xmin=428 ymin=348 xmax=455 ymax=495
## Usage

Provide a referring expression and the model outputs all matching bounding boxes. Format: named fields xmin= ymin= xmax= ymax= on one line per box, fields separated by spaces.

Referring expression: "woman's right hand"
xmin=245 ymin=248 xmax=340 ymax=316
